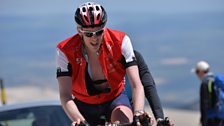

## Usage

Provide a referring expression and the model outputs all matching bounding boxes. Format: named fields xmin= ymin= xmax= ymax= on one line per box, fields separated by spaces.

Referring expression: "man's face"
xmin=196 ymin=69 xmax=205 ymax=80
xmin=78 ymin=26 xmax=104 ymax=51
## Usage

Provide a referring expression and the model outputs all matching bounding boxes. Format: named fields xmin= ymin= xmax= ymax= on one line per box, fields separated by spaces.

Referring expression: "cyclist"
xmin=56 ymin=2 xmax=150 ymax=126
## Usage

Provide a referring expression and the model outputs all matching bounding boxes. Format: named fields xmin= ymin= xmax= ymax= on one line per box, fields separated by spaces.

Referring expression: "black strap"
xmin=85 ymin=63 xmax=110 ymax=95
xmin=93 ymin=79 xmax=108 ymax=85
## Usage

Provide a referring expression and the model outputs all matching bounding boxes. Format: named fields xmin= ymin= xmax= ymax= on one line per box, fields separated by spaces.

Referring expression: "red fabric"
xmin=57 ymin=28 xmax=126 ymax=104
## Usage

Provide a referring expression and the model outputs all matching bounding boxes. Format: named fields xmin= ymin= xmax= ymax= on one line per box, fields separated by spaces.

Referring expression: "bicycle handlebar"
xmin=75 ymin=117 xmax=173 ymax=126
xmin=102 ymin=123 xmax=133 ymax=126
xmin=76 ymin=122 xmax=150 ymax=126
xmin=99 ymin=122 xmax=151 ymax=126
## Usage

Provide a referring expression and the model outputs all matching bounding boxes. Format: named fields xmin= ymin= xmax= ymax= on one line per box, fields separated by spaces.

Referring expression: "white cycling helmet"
xmin=192 ymin=60 xmax=210 ymax=73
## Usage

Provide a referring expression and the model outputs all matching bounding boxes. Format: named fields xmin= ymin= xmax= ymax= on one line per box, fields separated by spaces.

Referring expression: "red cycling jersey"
xmin=57 ymin=28 xmax=129 ymax=104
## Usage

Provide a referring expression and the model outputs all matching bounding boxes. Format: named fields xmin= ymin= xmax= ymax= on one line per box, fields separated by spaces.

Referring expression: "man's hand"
xmin=157 ymin=117 xmax=174 ymax=126
xmin=71 ymin=120 xmax=89 ymax=126
xmin=133 ymin=111 xmax=153 ymax=126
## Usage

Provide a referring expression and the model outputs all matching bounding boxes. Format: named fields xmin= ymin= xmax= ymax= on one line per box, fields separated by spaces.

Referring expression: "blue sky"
xmin=1 ymin=0 xmax=224 ymax=15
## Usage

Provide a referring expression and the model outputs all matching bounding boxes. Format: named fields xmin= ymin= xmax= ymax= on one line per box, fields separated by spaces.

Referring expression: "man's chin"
xmin=90 ymin=45 xmax=100 ymax=51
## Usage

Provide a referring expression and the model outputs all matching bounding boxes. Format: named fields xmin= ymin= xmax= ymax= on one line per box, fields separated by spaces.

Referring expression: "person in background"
xmin=193 ymin=61 xmax=224 ymax=126
xmin=56 ymin=2 xmax=151 ymax=126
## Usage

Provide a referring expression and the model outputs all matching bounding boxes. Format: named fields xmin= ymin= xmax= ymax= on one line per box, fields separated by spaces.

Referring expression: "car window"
xmin=0 ymin=105 xmax=71 ymax=126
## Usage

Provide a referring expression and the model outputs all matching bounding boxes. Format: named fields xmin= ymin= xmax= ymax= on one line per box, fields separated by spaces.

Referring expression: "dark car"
xmin=0 ymin=100 xmax=71 ymax=126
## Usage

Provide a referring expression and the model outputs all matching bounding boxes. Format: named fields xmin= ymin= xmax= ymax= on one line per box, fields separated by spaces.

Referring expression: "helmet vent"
xmin=97 ymin=14 xmax=100 ymax=20
xmin=84 ymin=16 xmax=89 ymax=23
xmin=96 ymin=6 xmax=100 ymax=11
xmin=89 ymin=7 xmax=93 ymax=11
xmin=82 ymin=7 xmax=86 ymax=12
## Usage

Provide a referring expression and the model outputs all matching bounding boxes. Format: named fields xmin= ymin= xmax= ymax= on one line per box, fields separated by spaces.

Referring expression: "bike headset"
xmin=75 ymin=2 xmax=107 ymax=28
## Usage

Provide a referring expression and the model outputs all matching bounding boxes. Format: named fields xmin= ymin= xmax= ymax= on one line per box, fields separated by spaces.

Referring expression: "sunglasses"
xmin=79 ymin=29 xmax=104 ymax=37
